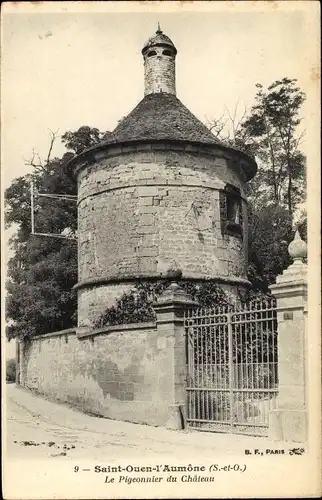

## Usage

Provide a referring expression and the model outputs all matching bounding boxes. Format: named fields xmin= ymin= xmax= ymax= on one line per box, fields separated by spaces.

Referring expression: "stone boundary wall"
xmin=18 ymin=284 xmax=196 ymax=430
xmin=18 ymin=321 xmax=179 ymax=427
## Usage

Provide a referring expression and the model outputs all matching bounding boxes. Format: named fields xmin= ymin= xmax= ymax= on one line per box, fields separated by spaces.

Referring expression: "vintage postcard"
xmin=1 ymin=1 xmax=321 ymax=499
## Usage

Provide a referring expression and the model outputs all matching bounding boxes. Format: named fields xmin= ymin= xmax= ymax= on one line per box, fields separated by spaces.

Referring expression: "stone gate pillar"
xmin=153 ymin=282 xmax=197 ymax=430
xmin=269 ymin=231 xmax=308 ymax=442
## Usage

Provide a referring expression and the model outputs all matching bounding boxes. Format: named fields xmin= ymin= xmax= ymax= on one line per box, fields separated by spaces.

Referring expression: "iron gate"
xmin=184 ymin=297 xmax=278 ymax=436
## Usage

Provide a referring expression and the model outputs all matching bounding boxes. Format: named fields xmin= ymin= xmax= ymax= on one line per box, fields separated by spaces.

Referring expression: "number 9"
xmin=74 ymin=466 xmax=79 ymax=472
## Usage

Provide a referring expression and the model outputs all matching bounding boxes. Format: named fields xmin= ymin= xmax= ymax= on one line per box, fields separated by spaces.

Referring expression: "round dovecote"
xmin=67 ymin=28 xmax=257 ymax=326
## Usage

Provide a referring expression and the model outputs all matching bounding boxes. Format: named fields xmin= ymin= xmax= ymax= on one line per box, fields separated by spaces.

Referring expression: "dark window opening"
xmin=147 ymin=50 xmax=157 ymax=58
xmin=162 ymin=49 xmax=172 ymax=56
xmin=227 ymin=197 xmax=241 ymax=225
xmin=219 ymin=184 xmax=243 ymax=238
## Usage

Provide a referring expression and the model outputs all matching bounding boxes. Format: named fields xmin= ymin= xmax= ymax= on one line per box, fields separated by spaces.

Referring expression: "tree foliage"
xmin=207 ymin=77 xmax=306 ymax=291
xmin=247 ymin=204 xmax=293 ymax=291
xmin=5 ymin=126 xmax=107 ymax=340
xmin=61 ymin=125 xmax=110 ymax=155
xmin=242 ymin=78 xmax=306 ymax=213
xmin=6 ymin=358 xmax=16 ymax=383
xmin=93 ymin=279 xmax=232 ymax=329
xmin=206 ymin=100 xmax=254 ymax=156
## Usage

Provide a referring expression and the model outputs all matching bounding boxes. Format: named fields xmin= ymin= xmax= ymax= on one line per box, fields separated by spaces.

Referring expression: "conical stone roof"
xmin=67 ymin=29 xmax=257 ymax=182
xmin=102 ymin=93 xmax=223 ymax=146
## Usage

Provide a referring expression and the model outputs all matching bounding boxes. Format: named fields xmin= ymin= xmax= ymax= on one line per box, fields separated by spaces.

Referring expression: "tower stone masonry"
xmin=68 ymin=27 xmax=257 ymax=326
xmin=143 ymin=25 xmax=177 ymax=96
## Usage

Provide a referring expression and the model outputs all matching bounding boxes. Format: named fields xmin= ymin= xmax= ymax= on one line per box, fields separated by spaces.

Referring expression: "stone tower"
xmin=142 ymin=24 xmax=177 ymax=96
xmin=68 ymin=27 xmax=257 ymax=327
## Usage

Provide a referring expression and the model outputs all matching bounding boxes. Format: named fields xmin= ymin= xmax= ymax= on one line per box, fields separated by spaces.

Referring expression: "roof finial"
xmin=156 ymin=22 xmax=162 ymax=34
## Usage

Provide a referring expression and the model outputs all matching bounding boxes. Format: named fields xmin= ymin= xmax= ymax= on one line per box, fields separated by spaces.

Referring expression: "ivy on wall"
xmin=93 ymin=279 xmax=248 ymax=329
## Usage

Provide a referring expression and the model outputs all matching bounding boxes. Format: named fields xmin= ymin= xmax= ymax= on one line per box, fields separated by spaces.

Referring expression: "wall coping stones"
xmin=32 ymin=328 xmax=77 ymax=340
xmin=154 ymin=282 xmax=198 ymax=308
xmin=29 ymin=323 xmax=157 ymax=341
xmin=75 ymin=322 xmax=157 ymax=339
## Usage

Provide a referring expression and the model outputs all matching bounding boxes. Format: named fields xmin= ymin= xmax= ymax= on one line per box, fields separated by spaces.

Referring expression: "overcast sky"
xmin=2 ymin=2 xmax=318 ymax=187
xmin=1 ymin=2 xmax=320 ymax=357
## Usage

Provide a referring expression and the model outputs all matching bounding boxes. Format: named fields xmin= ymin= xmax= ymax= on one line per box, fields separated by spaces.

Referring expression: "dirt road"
xmin=5 ymin=384 xmax=299 ymax=461
xmin=4 ymin=384 xmax=316 ymax=500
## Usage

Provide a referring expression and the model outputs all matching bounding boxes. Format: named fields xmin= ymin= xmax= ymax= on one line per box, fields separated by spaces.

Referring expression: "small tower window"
xmin=147 ymin=50 xmax=157 ymax=58
xmin=219 ymin=184 xmax=243 ymax=238
xmin=162 ymin=49 xmax=172 ymax=56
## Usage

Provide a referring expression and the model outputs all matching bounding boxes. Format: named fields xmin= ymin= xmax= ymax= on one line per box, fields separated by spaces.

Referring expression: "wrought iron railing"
xmin=184 ymin=297 xmax=277 ymax=436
